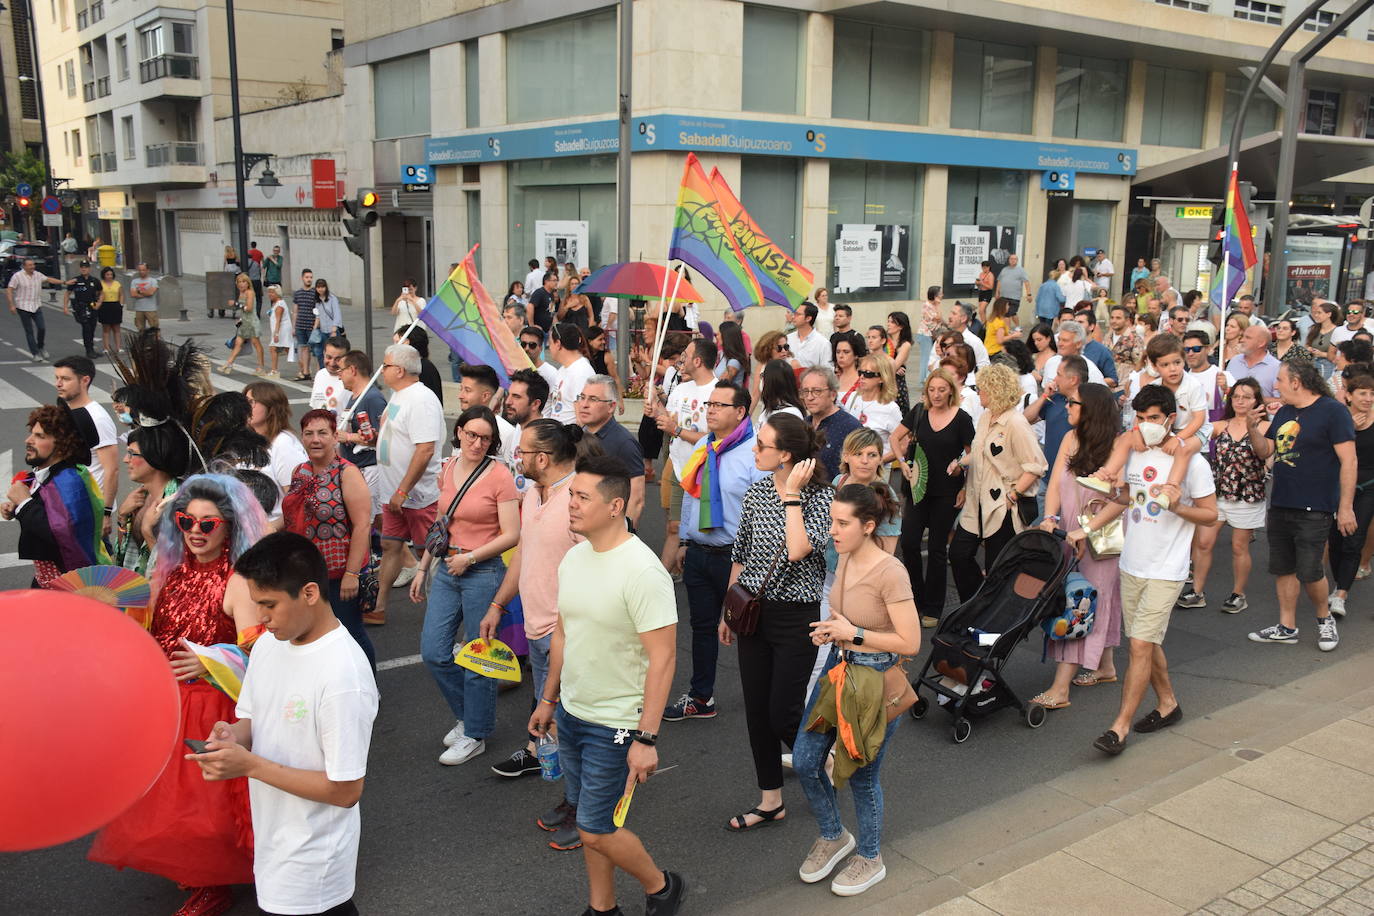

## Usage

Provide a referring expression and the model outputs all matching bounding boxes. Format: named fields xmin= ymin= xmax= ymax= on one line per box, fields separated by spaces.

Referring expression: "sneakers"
xmin=537 ymin=799 xmax=575 ymax=831
xmin=1358 ymin=564 xmax=1372 ymax=580
xmin=1317 ymin=616 xmax=1340 ymax=652
xmin=442 ymin=720 xmax=466 ymax=748
xmin=39 ymin=348 xmax=50 ymax=361
xmin=1175 ymin=589 xmax=1206 ymax=609
xmin=830 ymin=854 xmax=886 ymax=897
xmin=921 ymin=615 xmax=940 ymax=628
xmin=393 ymin=564 xmax=417 ymax=588
xmin=662 ymin=694 xmax=717 ymax=721
xmin=1249 ymin=624 xmax=1299 ymax=644
xmin=439 ymin=736 xmax=485 ymax=765
xmin=490 ymin=747 xmax=541 ymax=778
xmin=1328 ymin=595 xmax=1347 ymax=618
xmin=549 ymin=821 xmax=582 ymax=851
xmin=645 ymin=870 xmax=687 ymax=916
xmin=1220 ymin=593 xmax=1248 ymax=614
xmin=781 ymin=753 xmax=793 ymax=769
xmin=799 ymin=830 xmax=856 ymax=883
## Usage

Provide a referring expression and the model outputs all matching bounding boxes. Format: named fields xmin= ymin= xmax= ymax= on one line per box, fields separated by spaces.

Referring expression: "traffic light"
xmin=342 ymin=190 xmax=378 ymax=259
xmin=16 ymin=195 xmax=30 ymax=211
xmin=1206 ymin=206 xmax=1225 ymax=266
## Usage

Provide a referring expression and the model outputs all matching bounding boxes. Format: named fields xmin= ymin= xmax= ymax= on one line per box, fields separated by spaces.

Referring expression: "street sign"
xmin=402 ymin=183 xmax=431 ymax=193
xmin=15 ymin=182 xmax=31 ymax=197
xmin=41 ymin=213 xmax=62 ymax=227
xmin=40 ymin=196 xmax=60 ymax=214
xmin=1041 ymin=170 xmax=1075 ymax=192
xmin=401 ymin=164 xmax=430 ymax=185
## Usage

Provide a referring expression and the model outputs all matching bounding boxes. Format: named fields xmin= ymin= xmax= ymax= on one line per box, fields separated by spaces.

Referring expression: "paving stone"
xmin=1263 ymin=868 xmax=1306 ymax=891
xmin=1327 ymin=897 xmax=1374 ymax=916
xmin=1316 ymin=841 xmax=1356 ymax=862
xmin=1228 ymin=888 xmax=1269 ymax=909
xmin=1338 ymin=858 xmax=1374 ymax=880
xmin=1301 ymin=848 xmax=1344 ymax=870
xmin=1243 ymin=877 xmax=1288 ymax=900
xmin=1284 ymin=859 xmax=1324 ymax=880
xmin=1308 ymin=876 xmax=1347 ymax=897
xmin=1325 ymin=868 xmax=1368 ymax=891
xmin=1203 ymin=899 xmax=1249 ymax=916
xmin=1346 ymin=825 xmax=1374 ymax=844
xmin=1153 ymin=780 xmax=1343 ymax=867
xmin=1268 ymin=894 xmax=1314 ymax=915
xmin=1357 ymin=850 xmax=1374 ymax=867
xmin=1332 ymin=833 xmax=1368 ymax=852
xmin=1348 ymin=885 xmax=1374 ymax=907
xmin=968 ymin=851 xmax=1183 ymax=916
xmin=1287 ymin=884 xmax=1333 ymax=907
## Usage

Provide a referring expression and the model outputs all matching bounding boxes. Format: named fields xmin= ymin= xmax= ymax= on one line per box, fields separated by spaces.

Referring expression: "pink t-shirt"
xmin=518 ymin=482 xmax=582 ymax=639
xmin=440 ymin=459 xmax=518 ymax=549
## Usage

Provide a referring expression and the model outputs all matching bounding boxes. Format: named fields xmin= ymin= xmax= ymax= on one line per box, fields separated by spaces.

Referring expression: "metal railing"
xmin=139 ymin=53 xmax=199 ymax=82
xmin=145 ymin=141 xmax=203 ymax=167
xmin=82 ymin=81 xmax=94 ymax=101
xmin=96 ymin=76 xmax=110 ymax=97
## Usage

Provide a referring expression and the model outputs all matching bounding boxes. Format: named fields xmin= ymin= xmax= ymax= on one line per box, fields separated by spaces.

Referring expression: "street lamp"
xmin=256 ymin=165 xmax=281 ymax=199
xmin=240 ymin=153 xmax=280 ymax=200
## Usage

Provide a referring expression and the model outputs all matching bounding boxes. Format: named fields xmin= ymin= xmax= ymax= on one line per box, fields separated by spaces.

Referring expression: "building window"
xmin=1155 ymin=0 xmax=1209 ymax=10
xmin=1304 ymin=89 xmax=1339 ymax=135
xmin=65 ymin=59 xmax=75 ymax=96
xmin=831 ymin=20 xmax=927 ymax=125
xmin=1053 ymin=54 xmax=1126 ymax=142
xmin=742 ymin=6 xmax=804 ymax=114
xmin=59 ymin=0 xmax=68 ymax=30
xmin=944 ymin=168 xmax=1027 ymax=293
xmin=115 ymin=35 xmax=128 ymax=80
xmin=1233 ymin=0 xmax=1283 ymax=24
xmin=72 ymin=129 xmax=81 ymax=162
xmin=463 ymin=39 xmax=479 ymax=129
xmin=826 ymin=161 xmax=924 ymax=301
xmin=951 ymin=39 xmax=1034 ymax=134
xmin=506 ymin=9 xmax=615 ymax=123
xmin=1141 ymin=64 xmax=1206 ymax=147
xmin=1302 ymin=10 xmax=1335 ymax=31
xmin=373 ymin=53 xmax=431 ymax=139
xmin=739 ymin=158 xmax=801 ymax=254
xmin=330 ymin=28 xmax=344 ymax=52
xmin=122 ymin=116 xmax=135 ymax=159
xmin=63 ymin=132 xmax=69 ymax=156
xmin=1366 ymin=97 xmax=1374 ymax=139
xmin=1221 ymin=75 xmax=1281 ymax=140
xmin=507 ymin=156 xmax=616 ymax=282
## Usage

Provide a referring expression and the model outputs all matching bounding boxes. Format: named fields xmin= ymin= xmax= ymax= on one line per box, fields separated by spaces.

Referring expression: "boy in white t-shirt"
xmin=190 ymin=532 xmax=379 ymax=916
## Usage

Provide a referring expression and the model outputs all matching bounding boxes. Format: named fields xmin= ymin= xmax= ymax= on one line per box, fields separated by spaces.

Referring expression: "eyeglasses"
xmin=704 ymin=400 xmax=738 ymax=409
xmin=380 ymin=362 xmax=399 ymax=371
xmin=857 ymin=370 xmax=880 ymax=379
xmin=513 ymin=447 xmax=551 ymax=459
xmin=1066 ymin=398 xmax=1083 ymax=407
xmin=753 ymin=441 xmax=781 ymax=452
xmin=459 ymin=428 xmax=493 ymax=445
xmin=175 ymin=512 xmax=227 ymax=535
xmin=575 ymin=394 xmax=613 ymax=404
xmin=125 ymin=449 xmax=144 ymax=460
xmin=520 ymin=340 xmax=541 ymax=350
xmin=799 ymin=388 xmax=830 ymax=397
xmin=1183 ymin=345 xmax=1206 ymax=354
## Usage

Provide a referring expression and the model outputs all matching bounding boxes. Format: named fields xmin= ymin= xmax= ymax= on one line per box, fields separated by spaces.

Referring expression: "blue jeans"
xmin=528 ymin=632 xmax=552 ymax=712
xmin=915 ymin=334 xmax=934 ymax=389
xmin=555 ymin=705 xmax=632 ymax=835
xmin=794 ymin=648 xmax=902 ymax=859
xmin=683 ymin=545 xmax=732 ymax=700
xmin=16 ymin=308 xmax=45 ymax=355
xmin=329 ymin=576 xmax=376 ymax=671
xmin=420 ymin=556 xmax=504 ymax=739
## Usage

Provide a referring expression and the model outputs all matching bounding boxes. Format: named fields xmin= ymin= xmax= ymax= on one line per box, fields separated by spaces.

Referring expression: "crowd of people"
xmin=7 ymin=247 xmax=1374 ymax=915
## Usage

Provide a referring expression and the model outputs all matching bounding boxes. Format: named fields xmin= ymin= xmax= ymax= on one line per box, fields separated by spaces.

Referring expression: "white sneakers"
xmin=440 ymin=736 xmax=486 ymax=765
xmin=393 ymin=564 xmax=417 ymax=588
xmin=1328 ymin=594 xmax=1347 ymax=618
xmin=442 ymin=720 xmax=466 ymax=748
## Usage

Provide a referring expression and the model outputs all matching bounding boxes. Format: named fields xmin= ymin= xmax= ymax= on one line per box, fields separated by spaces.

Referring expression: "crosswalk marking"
xmin=0 ymin=377 xmax=41 ymax=410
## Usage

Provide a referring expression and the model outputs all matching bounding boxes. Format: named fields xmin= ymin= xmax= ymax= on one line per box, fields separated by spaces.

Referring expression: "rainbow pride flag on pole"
xmin=668 ymin=153 xmax=764 ymax=312
xmin=708 ymin=167 xmax=813 ymax=311
xmin=420 ymin=244 xmax=532 ymax=387
xmin=1210 ymin=171 xmax=1258 ymax=308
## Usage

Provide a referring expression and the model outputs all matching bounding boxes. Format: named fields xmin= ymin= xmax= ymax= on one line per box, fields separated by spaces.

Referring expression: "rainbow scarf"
xmin=31 ymin=464 xmax=111 ymax=571
xmin=680 ymin=418 xmax=753 ymax=530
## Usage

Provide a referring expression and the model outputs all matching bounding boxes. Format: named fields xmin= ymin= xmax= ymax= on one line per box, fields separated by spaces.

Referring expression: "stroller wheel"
xmin=952 ymin=718 xmax=972 ymax=744
xmin=909 ymin=696 xmax=928 ymax=721
xmin=1025 ymin=703 xmax=1048 ymax=729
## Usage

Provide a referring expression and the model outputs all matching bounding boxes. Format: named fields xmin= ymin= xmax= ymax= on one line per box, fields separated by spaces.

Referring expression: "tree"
xmin=0 ymin=149 xmax=47 ymax=195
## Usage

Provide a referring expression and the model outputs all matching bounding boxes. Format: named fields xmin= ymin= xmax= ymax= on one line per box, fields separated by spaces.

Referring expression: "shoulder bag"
xmin=423 ymin=456 xmax=493 ymax=558
xmin=833 ymin=556 xmax=917 ymax=721
xmin=722 ymin=547 xmax=785 ymax=637
xmin=1077 ymin=495 xmax=1123 ymax=559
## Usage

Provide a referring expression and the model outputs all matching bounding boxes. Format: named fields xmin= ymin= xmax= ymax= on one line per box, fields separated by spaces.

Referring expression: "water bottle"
xmin=537 ymin=733 xmax=561 ymax=781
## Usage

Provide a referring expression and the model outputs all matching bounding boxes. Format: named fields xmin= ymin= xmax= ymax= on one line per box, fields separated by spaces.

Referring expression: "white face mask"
xmin=1138 ymin=421 xmax=1169 ymax=448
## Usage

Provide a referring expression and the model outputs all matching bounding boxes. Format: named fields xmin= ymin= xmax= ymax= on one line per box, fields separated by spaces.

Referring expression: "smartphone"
xmin=184 ymin=738 xmax=210 ymax=754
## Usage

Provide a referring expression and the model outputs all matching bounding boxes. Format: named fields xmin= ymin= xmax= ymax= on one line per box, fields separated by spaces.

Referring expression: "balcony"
xmin=81 ymin=77 xmax=111 ymax=101
xmin=77 ymin=2 xmax=104 ymax=29
xmin=145 ymin=142 xmax=203 ymax=167
xmin=139 ymin=54 xmax=199 ymax=83
xmin=89 ymin=152 xmax=117 ymax=173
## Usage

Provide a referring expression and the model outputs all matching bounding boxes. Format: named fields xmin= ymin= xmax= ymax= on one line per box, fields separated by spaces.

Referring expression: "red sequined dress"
xmin=88 ymin=552 xmax=255 ymax=887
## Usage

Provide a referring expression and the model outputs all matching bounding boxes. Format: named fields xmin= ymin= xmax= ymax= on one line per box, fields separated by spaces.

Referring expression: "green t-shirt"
xmin=558 ymin=535 xmax=677 ymax=730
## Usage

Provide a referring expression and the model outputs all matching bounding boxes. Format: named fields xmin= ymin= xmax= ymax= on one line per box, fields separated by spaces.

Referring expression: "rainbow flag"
xmin=1209 ymin=172 xmax=1258 ymax=308
xmin=668 ymin=154 xmax=763 ymax=312
xmin=708 ymin=167 xmax=813 ymax=311
xmin=183 ymin=639 xmax=249 ymax=703
xmin=420 ymin=244 xmax=532 ymax=387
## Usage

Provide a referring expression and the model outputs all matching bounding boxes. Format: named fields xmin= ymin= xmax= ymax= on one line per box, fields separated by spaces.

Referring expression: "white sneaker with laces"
xmin=1317 ymin=617 xmax=1339 ymax=652
xmin=393 ymin=564 xmax=417 ymax=588
xmin=442 ymin=720 xmax=466 ymax=748
xmin=1327 ymin=595 xmax=1347 ymax=618
xmin=439 ymin=735 xmax=486 ymax=765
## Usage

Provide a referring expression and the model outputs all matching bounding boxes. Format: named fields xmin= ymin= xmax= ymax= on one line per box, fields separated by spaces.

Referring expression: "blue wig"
xmin=148 ymin=473 xmax=270 ymax=594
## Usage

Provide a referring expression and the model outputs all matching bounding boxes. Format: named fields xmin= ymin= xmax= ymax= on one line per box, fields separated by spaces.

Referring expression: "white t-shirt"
xmin=265 ymin=430 xmax=308 ymax=495
xmin=1190 ymin=366 xmax=1235 ymax=414
xmin=376 ymin=381 xmax=445 ymax=508
xmin=1092 ymin=257 xmax=1115 ymax=286
xmin=666 ymin=376 xmax=717 ymax=477
xmin=1043 ymin=353 xmax=1106 ymax=385
xmin=845 ymin=397 xmax=903 ymax=457
xmin=523 ymin=267 xmax=545 ymax=298
xmin=79 ymin=401 xmax=118 ymax=492
xmin=814 ymin=305 xmax=836 ymax=338
xmin=495 ymin=413 xmax=518 ymax=469
xmin=1119 ymin=450 xmax=1215 ymax=581
xmin=788 ymin=329 xmax=833 ymax=370
xmin=534 ymin=361 xmax=559 ymax=393
xmin=960 ymin=386 xmax=983 ymax=427
xmin=310 ymin=369 xmax=345 ymax=415
xmin=1148 ymin=373 xmax=1211 ymax=442
xmin=1064 ymin=278 xmax=1094 ymax=308
xmin=235 ymin=626 xmax=378 ymax=916
xmin=961 ymin=329 xmax=991 ymax=368
xmin=1331 ymin=322 xmax=1366 ymax=345
xmin=547 ymin=356 xmax=595 ymax=424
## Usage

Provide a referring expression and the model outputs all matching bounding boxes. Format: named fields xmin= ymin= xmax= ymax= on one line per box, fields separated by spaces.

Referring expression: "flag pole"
xmin=645 ymin=265 xmax=684 ymax=412
xmin=1221 ymin=163 xmax=1236 ymax=333
xmin=339 ymin=310 xmax=423 ymax=424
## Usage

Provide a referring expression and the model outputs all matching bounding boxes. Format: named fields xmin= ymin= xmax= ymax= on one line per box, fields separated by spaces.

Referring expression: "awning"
xmin=1132 ymin=131 xmax=1374 ymax=196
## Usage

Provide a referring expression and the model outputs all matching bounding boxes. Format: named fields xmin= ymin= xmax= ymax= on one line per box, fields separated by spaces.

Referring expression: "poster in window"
xmin=1283 ymin=235 xmax=1343 ymax=306
xmin=535 ymin=220 xmax=589 ymax=272
xmin=950 ymin=225 xmax=988 ymax=285
xmin=833 ymin=224 xmax=909 ymax=293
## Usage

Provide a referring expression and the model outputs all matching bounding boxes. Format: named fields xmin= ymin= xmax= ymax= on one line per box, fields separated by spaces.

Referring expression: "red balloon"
xmin=0 ymin=590 xmax=180 ymax=851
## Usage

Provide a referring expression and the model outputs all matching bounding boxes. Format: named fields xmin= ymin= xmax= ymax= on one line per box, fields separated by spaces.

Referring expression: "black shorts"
xmin=1267 ymin=506 xmax=1331 ymax=583
xmin=97 ymin=301 xmax=123 ymax=326
xmin=977 ymin=290 xmax=994 ymax=303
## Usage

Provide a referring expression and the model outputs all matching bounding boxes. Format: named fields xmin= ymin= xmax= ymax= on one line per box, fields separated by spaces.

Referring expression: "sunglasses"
xmin=175 ymin=511 xmax=227 ymax=535
xmin=774 ymin=343 xmax=791 ymax=352
xmin=520 ymin=340 xmax=541 ymax=350
xmin=1183 ymin=345 xmax=1206 ymax=354
xmin=857 ymin=370 xmax=880 ymax=378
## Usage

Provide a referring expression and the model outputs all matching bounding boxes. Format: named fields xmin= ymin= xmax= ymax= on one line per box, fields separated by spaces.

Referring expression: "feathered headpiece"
xmin=109 ymin=330 xmax=212 ymax=478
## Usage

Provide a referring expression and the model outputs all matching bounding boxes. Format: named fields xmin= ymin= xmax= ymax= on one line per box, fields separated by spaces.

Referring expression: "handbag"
xmin=1042 ymin=571 xmax=1097 ymax=641
xmin=1016 ymin=494 xmax=1040 ymax=529
xmin=423 ymin=456 xmax=493 ymax=559
xmin=882 ymin=663 xmax=917 ymax=722
xmin=307 ymin=327 xmax=326 ymax=346
xmin=722 ymin=548 xmax=785 ymax=636
xmin=1077 ymin=496 xmax=1124 ymax=559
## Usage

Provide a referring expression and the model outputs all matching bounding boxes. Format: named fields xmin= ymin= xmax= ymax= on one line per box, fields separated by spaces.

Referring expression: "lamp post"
xmin=224 ymin=2 xmax=278 ymax=273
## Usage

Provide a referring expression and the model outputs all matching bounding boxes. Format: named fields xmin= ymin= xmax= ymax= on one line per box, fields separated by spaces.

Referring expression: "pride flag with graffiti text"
xmin=709 ymin=166 xmax=813 ymax=311
xmin=1209 ymin=173 xmax=1258 ymax=308
xmin=667 ymin=153 xmax=764 ymax=312
xmin=420 ymin=244 xmax=532 ymax=387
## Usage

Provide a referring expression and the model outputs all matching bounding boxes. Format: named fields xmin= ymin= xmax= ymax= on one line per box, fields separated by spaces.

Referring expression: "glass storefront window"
xmin=1141 ymin=65 xmax=1206 ymax=148
xmin=826 ymin=161 xmax=923 ymax=301
xmin=508 ymin=156 xmax=616 ymax=283
xmin=951 ymin=39 xmax=1034 ymax=135
xmin=374 ymin=54 xmax=430 ymax=140
xmin=506 ymin=9 xmax=616 ymax=123
xmin=1053 ymin=54 xmax=1126 ymax=142
xmin=832 ymin=20 xmax=927 ymax=125
xmin=742 ymin=6 xmax=804 ymax=114
xmin=739 ymin=157 xmax=801 ymax=262
xmin=944 ymin=168 xmax=1027 ymax=294
xmin=1221 ymin=75 xmax=1280 ymax=140
xmin=464 ymin=40 xmax=480 ymax=129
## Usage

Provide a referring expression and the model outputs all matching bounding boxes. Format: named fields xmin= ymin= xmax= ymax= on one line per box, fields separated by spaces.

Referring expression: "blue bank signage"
xmin=425 ymin=114 xmax=1137 ymax=176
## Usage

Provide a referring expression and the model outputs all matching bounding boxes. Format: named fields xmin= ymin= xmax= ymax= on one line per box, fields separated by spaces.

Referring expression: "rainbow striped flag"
xmin=420 ymin=244 xmax=532 ymax=387
xmin=708 ymin=166 xmax=813 ymax=311
xmin=1209 ymin=172 xmax=1258 ymax=308
xmin=668 ymin=154 xmax=763 ymax=312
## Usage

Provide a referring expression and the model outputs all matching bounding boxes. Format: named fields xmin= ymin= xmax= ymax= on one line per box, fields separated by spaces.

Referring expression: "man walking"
xmin=1248 ymin=363 xmax=1356 ymax=650
xmin=264 ymin=244 xmax=283 ymax=289
xmin=7 ymin=258 xmax=60 ymax=362
xmin=520 ymin=326 xmax=560 ymax=392
xmin=1035 ymin=270 xmax=1067 ymax=323
xmin=128 ymin=263 xmax=161 ymax=333
xmin=337 ymin=350 xmax=389 ymax=523
xmin=311 ymin=337 xmax=351 ymax=416
xmin=1226 ymin=324 xmax=1282 ymax=400
xmin=293 ymin=269 xmax=318 ymax=378
xmin=1041 ymin=320 xmax=1105 ymax=384
xmin=547 ymin=323 xmax=597 ymax=424
xmin=1090 ymin=386 xmax=1216 ymax=756
xmin=787 ymin=303 xmax=832 ymax=370
xmin=577 ymin=374 xmax=645 ymax=527
xmin=63 ymin=260 xmax=103 ymax=358
xmin=996 ymin=253 xmax=1032 ymax=308
xmin=529 ymin=454 xmax=686 ymax=916
xmin=800 ymin=368 xmax=861 ymax=479
xmin=54 ymin=355 xmax=118 ymax=523
xmin=529 ymin=272 xmax=557 ymax=334
xmin=945 ymin=303 xmax=990 ymax=369
xmin=459 ymin=362 xmax=518 ymax=467
xmin=656 ymin=338 xmax=717 ymax=571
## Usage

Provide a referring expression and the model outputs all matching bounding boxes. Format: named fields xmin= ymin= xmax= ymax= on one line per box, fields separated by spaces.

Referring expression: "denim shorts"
xmin=555 ymin=706 xmax=632 ymax=835
xmin=1267 ymin=506 xmax=1331 ymax=583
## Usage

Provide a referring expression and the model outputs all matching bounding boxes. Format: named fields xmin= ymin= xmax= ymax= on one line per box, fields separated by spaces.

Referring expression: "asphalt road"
xmin=2 ymin=301 xmax=1372 ymax=915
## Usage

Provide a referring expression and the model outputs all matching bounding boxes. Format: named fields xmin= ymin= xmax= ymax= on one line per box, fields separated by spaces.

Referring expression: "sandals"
xmin=726 ymin=805 xmax=785 ymax=831
xmin=1093 ymin=729 xmax=1127 ymax=756
xmin=292 ymin=373 xmax=310 ymax=381
xmin=1073 ymin=672 xmax=1118 ymax=687
xmin=1030 ymin=692 xmax=1070 ymax=709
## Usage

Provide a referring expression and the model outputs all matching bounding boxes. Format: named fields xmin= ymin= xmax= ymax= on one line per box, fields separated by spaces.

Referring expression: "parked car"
xmin=0 ymin=241 xmax=62 ymax=288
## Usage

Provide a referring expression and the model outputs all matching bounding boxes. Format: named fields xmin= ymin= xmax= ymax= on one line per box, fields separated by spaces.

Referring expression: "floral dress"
xmin=1213 ymin=427 xmax=1267 ymax=505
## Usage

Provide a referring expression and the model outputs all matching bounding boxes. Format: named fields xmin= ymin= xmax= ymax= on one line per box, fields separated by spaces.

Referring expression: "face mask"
xmin=117 ymin=411 xmax=133 ymax=426
xmin=1138 ymin=421 xmax=1169 ymax=448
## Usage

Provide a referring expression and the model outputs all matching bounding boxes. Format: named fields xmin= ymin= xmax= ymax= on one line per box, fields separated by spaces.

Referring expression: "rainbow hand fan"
xmin=51 ymin=565 xmax=152 ymax=614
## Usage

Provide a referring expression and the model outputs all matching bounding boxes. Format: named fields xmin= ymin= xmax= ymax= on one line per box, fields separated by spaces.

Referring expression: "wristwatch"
xmin=631 ymin=730 xmax=658 ymax=746
xmin=852 ymin=626 xmax=866 ymax=646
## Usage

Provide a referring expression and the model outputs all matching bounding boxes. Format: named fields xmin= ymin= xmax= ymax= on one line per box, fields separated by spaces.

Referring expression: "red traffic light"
xmin=16 ymin=196 xmax=30 ymax=210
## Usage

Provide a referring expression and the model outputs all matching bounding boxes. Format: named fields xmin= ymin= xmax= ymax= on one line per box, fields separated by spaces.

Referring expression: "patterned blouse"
xmin=1213 ymin=427 xmax=1267 ymax=503
xmin=920 ymin=300 xmax=944 ymax=339
xmin=1108 ymin=330 xmax=1144 ymax=373
xmin=1271 ymin=341 xmax=1314 ymax=365
xmin=732 ymin=478 xmax=833 ymax=603
xmin=282 ymin=456 xmax=356 ymax=577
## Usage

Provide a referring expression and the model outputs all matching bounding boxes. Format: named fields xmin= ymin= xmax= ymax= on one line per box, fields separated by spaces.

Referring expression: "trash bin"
xmin=97 ymin=245 xmax=117 ymax=268
xmin=204 ymin=271 xmax=239 ymax=319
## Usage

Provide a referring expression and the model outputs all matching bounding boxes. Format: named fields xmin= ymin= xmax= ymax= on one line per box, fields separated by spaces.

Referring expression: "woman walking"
xmin=222 ymin=273 xmax=264 ymax=375
xmin=1307 ymin=300 xmax=1339 ymax=376
xmin=312 ymin=278 xmax=343 ymax=367
xmin=846 ymin=352 xmax=903 ymax=464
xmin=98 ymin=265 xmax=125 ymax=356
xmin=721 ymin=414 xmax=833 ymax=831
xmin=833 ymin=333 xmax=866 ymax=413
xmin=1271 ymin=318 xmax=1313 ymax=366
xmin=1027 ymin=323 xmax=1056 ymax=383
xmin=886 ymin=311 xmax=914 ymax=413
xmin=244 ymin=381 xmax=308 ymax=495
xmin=265 ymin=285 xmax=293 ymax=377
xmin=1034 ymin=383 xmax=1122 ymax=705
xmin=409 ymin=406 xmax=520 ymax=765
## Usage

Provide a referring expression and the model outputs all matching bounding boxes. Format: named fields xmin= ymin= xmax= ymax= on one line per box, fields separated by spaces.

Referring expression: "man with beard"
xmin=575 ymin=374 xmax=644 ymax=527
xmin=504 ymin=367 xmax=550 ymax=494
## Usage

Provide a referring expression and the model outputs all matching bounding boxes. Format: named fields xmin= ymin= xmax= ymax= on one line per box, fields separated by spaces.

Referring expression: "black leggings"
xmin=949 ymin=516 xmax=1016 ymax=603
xmin=1329 ymin=486 xmax=1374 ymax=591
xmin=736 ymin=598 xmax=819 ymax=792
xmin=899 ymin=492 xmax=960 ymax=620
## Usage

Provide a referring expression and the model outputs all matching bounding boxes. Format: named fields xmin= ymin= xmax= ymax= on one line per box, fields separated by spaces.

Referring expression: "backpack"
xmin=1042 ymin=571 xmax=1097 ymax=641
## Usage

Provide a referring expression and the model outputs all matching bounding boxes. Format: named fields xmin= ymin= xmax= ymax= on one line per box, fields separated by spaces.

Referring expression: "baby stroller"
xmin=909 ymin=529 xmax=1075 ymax=743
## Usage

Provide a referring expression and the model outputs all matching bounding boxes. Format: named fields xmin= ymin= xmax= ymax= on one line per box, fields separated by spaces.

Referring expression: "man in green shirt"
xmin=264 ymin=245 xmax=283 ymax=286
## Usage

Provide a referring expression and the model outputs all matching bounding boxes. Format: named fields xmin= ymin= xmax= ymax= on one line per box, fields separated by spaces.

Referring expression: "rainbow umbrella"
xmin=578 ymin=262 xmax=705 ymax=302
xmin=51 ymin=566 xmax=152 ymax=625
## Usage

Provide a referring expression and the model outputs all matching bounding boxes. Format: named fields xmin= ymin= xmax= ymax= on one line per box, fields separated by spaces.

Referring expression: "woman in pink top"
xmin=918 ymin=285 xmax=944 ymax=391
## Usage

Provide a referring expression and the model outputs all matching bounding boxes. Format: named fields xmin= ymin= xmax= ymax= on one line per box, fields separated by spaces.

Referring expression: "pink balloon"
xmin=0 ymin=591 xmax=180 ymax=851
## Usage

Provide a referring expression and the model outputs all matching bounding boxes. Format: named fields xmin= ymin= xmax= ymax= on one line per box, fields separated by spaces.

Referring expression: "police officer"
xmin=63 ymin=261 xmax=103 ymax=358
